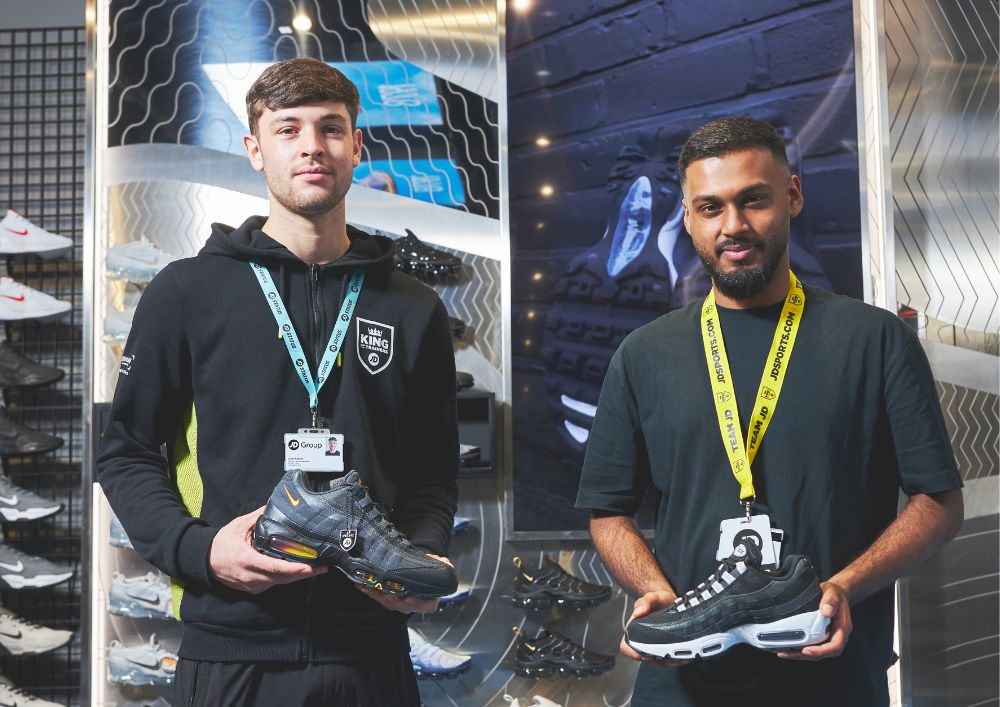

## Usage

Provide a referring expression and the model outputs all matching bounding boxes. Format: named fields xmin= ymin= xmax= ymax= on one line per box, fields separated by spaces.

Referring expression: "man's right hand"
xmin=208 ymin=507 xmax=327 ymax=594
xmin=621 ymin=590 xmax=692 ymax=667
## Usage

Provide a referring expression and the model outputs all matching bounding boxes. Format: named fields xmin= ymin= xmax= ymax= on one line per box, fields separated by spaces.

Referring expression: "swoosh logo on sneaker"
xmin=123 ymin=590 xmax=161 ymax=605
xmin=0 ymin=627 xmax=21 ymax=639
xmin=283 ymin=485 xmax=300 ymax=507
xmin=125 ymin=654 xmax=163 ymax=670
xmin=4 ymin=228 xmax=28 ymax=236
xmin=0 ymin=495 xmax=16 ymax=505
xmin=0 ymin=296 xmax=24 ymax=302
xmin=0 ymin=562 xmax=23 ymax=572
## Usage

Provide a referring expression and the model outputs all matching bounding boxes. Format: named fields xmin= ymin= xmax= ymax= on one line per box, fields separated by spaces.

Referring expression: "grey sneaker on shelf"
xmin=107 ymin=634 xmax=177 ymax=686
xmin=0 ymin=476 xmax=62 ymax=522
xmin=108 ymin=572 xmax=173 ymax=620
xmin=0 ymin=544 xmax=73 ymax=590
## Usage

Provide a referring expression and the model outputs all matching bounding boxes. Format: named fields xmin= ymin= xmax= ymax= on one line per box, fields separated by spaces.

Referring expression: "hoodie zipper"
xmin=308 ymin=264 xmax=323 ymax=381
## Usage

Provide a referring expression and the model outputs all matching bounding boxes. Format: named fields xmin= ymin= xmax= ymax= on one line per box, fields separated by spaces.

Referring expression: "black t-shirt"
xmin=577 ymin=285 xmax=961 ymax=707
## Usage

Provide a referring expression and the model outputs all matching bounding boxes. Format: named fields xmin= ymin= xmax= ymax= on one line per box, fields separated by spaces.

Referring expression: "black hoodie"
xmin=97 ymin=217 xmax=459 ymax=662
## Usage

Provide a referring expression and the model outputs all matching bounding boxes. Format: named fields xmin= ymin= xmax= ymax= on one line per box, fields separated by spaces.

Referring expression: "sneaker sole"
xmin=511 ymin=592 xmax=610 ymax=611
xmin=107 ymin=667 xmax=173 ymax=686
xmin=1 ymin=571 xmax=74 ymax=589
xmin=108 ymin=597 xmax=172 ymax=620
xmin=413 ymin=662 xmax=471 ymax=680
xmin=626 ymin=609 xmax=830 ymax=660
xmin=0 ymin=505 xmax=62 ymax=521
xmin=253 ymin=519 xmax=455 ymax=599
xmin=513 ymin=661 xmax=613 ymax=678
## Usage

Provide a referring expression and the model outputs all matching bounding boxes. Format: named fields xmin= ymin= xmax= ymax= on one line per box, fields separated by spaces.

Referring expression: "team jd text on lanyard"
xmin=250 ymin=262 xmax=365 ymax=426
xmin=701 ymin=270 xmax=804 ymax=567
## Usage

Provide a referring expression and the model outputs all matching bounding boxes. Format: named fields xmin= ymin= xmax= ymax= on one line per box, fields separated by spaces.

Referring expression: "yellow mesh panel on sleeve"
xmin=169 ymin=402 xmax=201 ymax=621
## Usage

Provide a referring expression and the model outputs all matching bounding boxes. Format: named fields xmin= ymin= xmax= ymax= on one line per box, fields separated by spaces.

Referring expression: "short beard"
xmin=263 ymin=172 xmax=349 ymax=217
xmin=696 ymin=238 xmax=785 ymax=301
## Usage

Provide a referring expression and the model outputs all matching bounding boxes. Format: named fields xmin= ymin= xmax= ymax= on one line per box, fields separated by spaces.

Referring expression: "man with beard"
xmin=98 ymin=58 xmax=458 ymax=706
xmin=576 ymin=117 xmax=963 ymax=706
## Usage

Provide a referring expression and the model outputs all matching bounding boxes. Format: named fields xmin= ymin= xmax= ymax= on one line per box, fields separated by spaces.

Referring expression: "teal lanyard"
xmin=250 ymin=262 xmax=364 ymax=422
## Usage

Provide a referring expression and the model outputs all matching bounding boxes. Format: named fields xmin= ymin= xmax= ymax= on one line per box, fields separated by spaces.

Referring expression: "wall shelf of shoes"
xmin=0 ymin=26 xmax=87 ymax=707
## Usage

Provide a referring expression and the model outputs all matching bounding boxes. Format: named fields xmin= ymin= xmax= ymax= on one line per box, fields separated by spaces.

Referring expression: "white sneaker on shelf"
xmin=103 ymin=306 xmax=136 ymax=343
xmin=0 ymin=673 xmax=62 ymax=706
xmin=0 ymin=210 xmax=73 ymax=260
xmin=106 ymin=238 xmax=176 ymax=284
xmin=0 ymin=278 xmax=71 ymax=322
xmin=504 ymin=695 xmax=563 ymax=707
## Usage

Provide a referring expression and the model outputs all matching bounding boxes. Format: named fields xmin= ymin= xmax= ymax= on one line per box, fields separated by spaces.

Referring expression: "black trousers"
xmin=174 ymin=655 xmax=421 ymax=707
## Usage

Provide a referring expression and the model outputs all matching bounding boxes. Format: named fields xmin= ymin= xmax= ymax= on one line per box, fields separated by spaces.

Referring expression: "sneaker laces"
xmin=350 ymin=485 xmax=414 ymax=548
xmin=673 ymin=542 xmax=760 ymax=610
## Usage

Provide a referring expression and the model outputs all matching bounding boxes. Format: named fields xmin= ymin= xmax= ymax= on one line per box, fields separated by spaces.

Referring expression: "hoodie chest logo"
xmin=357 ymin=318 xmax=394 ymax=375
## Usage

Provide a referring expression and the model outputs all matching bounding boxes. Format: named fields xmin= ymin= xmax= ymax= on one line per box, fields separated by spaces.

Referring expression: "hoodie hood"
xmin=202 ymin=216 xmax=396 ymax=274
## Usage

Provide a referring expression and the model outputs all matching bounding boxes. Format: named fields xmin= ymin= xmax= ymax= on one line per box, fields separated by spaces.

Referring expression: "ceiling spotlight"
xmin=532 ymin=272 xmax=543 ymax=282
xmin=539 ymin=184 xmax=554 ymax=197
xmin=292 ymin=14 xmax=312 ymax=32
xmin=535 ymin=136 xmax=550 ymax=147
xmin=536 ymin=69 xmax=550 ymax=77
xmin=511 ymin=0 xmax=532 ymax=13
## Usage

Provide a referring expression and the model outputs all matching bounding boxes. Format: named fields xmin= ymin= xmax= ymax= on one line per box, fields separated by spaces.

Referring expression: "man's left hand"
xmin=776 ymin=580 xmax=852 ymax=661
xmin=354 ymin=554 xmax=453 ymax=615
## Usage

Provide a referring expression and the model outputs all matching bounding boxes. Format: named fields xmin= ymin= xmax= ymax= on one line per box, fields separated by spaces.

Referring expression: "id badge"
xmin=716 ymin=514 xmax=783 ymax=569
xmin=283 ymin=428 xmax=344 ymax=472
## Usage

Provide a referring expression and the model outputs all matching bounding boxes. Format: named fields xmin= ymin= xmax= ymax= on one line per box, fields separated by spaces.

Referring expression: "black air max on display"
xmin=394 ymin=230 xmax=463 ymax=280
xmin=253 ymin=470 xmax=458 ymax=599
xmin=0 ymin=409 xmax=63 ymax=456
xmin=0 ymin=344 xmax=64 ymax=388
xmin=625 ymin=537 xmax=830 ymax=660
xmin=511 ymin=556 xmax=612 ymax=610
xmin=513 ymin=627 xmax=614 ymax=678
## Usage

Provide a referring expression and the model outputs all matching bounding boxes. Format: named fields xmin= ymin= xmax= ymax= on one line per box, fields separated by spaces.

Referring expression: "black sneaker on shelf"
xmin=394 ymin=230 xmax=463 ymax=280
xmin=253 ymin=470 xmax=458 ymax=598
xmin=0 ymin=409 xmax=63 ymax=456
xmin=459 ymin=444 xmax=481 ymax=467
xmin=456 ymin=371 xmax=474 ymax=391
xmin=511 ymin=556 xmax=612 ymax=610
xmin=625 ymin=537 xmax=830 ymax=660
xmin=513 ymin=627 xmax=615 ymax=678
xmin=449 ymin=316 xmax=467 ymax=340
xmin=0 ymin=344 xmax=63 ymax=388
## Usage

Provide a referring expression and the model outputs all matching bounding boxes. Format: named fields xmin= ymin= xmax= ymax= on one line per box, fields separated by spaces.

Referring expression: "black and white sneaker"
xmin=511 ymin=556 xmax=612 ymax=611
xmin=253 ymin=470 xmax=458 ymax=598
xmin=0 ymin=544 xmax=73 ymax=590
xmin=0 ymin=476 xmax=62 ymax=522
xmin=625 ymin=538 xmax=830 ymax=660
xmin=0 ymin=410 xmax=62 ymax=456
xmin=513 ymin=627 xmax=614 ymax=678
xmin=0 ymin=344 xmax=63 ymax=388
xmin=394 ymin=230 xmax=463 ymax=280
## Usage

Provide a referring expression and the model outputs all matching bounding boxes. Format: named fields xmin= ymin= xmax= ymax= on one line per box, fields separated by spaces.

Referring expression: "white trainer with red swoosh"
xmin=0 ymin=210 xmax=72 ymax=259
xmin=0 ymin=278 xmax=71 ymax=322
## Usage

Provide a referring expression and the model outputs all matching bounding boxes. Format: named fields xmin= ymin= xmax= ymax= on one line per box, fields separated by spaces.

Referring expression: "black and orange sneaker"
xmin=253 ymin=470 xmax=458 ymax=599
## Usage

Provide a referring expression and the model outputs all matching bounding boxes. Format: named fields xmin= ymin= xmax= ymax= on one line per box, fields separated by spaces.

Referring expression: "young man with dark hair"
xmin=98 ymin=57 xmax=458 ymax=706
xmin=577 ymin=117 xmax=964 ymax=706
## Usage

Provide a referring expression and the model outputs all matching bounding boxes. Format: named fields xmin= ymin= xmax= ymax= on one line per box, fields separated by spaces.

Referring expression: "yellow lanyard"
xmin=700 ymin=271 xmax=805 ymax=504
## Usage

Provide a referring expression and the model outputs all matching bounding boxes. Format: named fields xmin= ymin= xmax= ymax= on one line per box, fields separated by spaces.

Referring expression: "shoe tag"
xmin=283 ymin=428 xmax=344 ymax=472
xmin=716 ymin=514 xmax=781 ymax=569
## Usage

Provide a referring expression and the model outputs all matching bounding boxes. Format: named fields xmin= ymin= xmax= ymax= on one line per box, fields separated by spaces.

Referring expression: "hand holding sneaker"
xmin=355 ymin=554 xmax=453 ymax=614
xmin=621 ymin=590 xmax=691 ymax=667
xmin=209 ymin=507 xmax=327 ymax=594
xmin=776 ymin=579 xmax=853 ymax=661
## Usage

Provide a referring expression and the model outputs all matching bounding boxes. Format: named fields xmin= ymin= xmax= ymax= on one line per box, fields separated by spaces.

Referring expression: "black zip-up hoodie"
xmin=97 ymin=217 xmax=459 ymax=662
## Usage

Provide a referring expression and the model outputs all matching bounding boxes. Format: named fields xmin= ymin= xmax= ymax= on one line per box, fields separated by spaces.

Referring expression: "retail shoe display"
xmin=106 ymin=238 xmax=176 ymax=284
xmin=512 ymin=556 xmax=612 ymax=611
xmin=456 ymin=371 xmax=474 ymax=391
xmin=103 ymin=305 xmax=135 ymax=344
xmin=504 ymin=695 xmax=563 ymax=707
xmin=513 ymin=627 xmax=614 ymax=678
xmin=108 ymin=512 xmax=134 ymax=550
xmin=0 ymin=674 xmax=62 ymax=707
xmin=449 ymin=316 xmax=467 ymax=340
xmin=438 ymin=585 xmax=471 ymax=608
xmin=625 ymin=537 xmax=830 ymax=660
xmin=107 ymin=635 xmax=177 ymax=686
xmin=254 ymin=470 xmax=458 ymax=598
xmin=394 ymin=230 xmax=462 ymax=280
xmin=0 ymin=409 xmax=63 ymax=456
xmin=0 ymin=544 xmax=73 ymax=590
xmin=0 ymin=344 xmax=63 ymax=388
xmin=451 ymin=516 xmax=471 ymax=535
xmin=459 ymin=444 xmax=481 ymax=467
xmin=108 ymin=572 xmax=173 ymax=620
xmin=0 ymin=607 xmax=72 ymax=656
xmin=0 ymin=279 xmax=70 ymax=323
xmin=0 ymin=210 xmax=73 ymax=260
xmin=0 ymin=476 xmax=62 ymax=521
xmin=408 ymin=628 xmax=471 ymax=679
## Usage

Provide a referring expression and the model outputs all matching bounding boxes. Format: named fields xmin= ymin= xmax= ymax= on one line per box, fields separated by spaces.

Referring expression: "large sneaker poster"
xmin=508 ymin=1 xmax=863 ymax=536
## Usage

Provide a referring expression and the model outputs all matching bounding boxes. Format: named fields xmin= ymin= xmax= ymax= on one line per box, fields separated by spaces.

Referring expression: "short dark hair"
xmin=678 ymin=117 xmax=788 ymax=187
xmin=246 ymin=57 xmax=360 ymax=135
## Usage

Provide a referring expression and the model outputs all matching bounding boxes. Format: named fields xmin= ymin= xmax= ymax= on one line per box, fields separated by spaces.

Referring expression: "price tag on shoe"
xmin=716 ymin=514 xmax=781 ymax=569
xmin=283 ymin=429 xmax=344 ymax=472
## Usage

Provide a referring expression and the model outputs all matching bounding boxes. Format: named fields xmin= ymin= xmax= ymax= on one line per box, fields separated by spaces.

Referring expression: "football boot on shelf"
xmin=0 ymin=476 xmax=63 ymax=521
xmin=107 ymin=635 xmax=177 ymax=686
xmin=0 ymin=278 xmax=70 ymax=323
xmin=408 ymin=628 xmax=472 ymax=679
xmin=0 ymin=210 xmax=73 ymax=260
xmin=0 ymin=544 xmax=73 ymax=590
xmin=625 ymin=537 xmax=830 ymax=660
xmin=108 ymin=512 xmax=134 ymax=550
xmin=108 ymin=572 xmax=173 ymax=620
xmin=0 ymin=409 xmax=63 ymax=456
xmin=394 ymin=230 xmax=462 ymax=280
xmin=511 ymin=556 xmax=612 ymax=610
xmin=105 ymin=237 xmax=176 ymax=284
xmin=513 ymin=627 xmax=614 ymax=678
xmin=253 ymin=470 xmax=458 ymax=598
xmin=0 ymin=344 xmax=64 ymax=388
xmin=0 ymin=607 xmax=72 ymax=656
xmin=0 ymin=674 xmax=62 ymax=707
